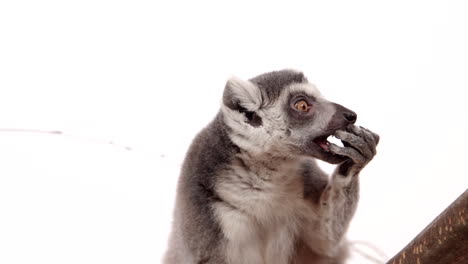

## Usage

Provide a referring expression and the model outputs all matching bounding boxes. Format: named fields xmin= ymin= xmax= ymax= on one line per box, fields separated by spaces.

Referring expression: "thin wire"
xmin=349 ymin=240 xmax=388 ymax=264
xmin=1 ymin=127 xmax=388 ymax=263
xmin=0 ymin=128 xmax=134 ymax=151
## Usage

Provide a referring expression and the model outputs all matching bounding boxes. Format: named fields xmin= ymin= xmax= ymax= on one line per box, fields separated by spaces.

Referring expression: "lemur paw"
xmin=329 ymin=125 xmax=379 ymax=175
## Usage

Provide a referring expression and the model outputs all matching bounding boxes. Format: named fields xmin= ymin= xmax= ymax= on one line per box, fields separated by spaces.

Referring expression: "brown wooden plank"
xmin=386 ymin=189 xmax=468 ymax=264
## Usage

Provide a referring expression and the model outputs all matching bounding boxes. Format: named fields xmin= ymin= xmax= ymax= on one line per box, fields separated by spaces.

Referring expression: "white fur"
xmin=214 ymin=157 xmax=306 ymax=264
xmin=286 ymin=82 xmax=323 ymax=101
xmin=226 ymin=76 xmax=263 ymax=111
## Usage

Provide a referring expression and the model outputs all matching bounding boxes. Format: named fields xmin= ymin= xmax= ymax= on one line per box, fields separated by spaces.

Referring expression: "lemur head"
xmin=222 ymin=69 xmax=357 ymax=164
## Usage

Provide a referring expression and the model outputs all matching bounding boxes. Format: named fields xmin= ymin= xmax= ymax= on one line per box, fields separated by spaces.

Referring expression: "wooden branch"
xmin=386 ymin=189 xmax=468 ymax=264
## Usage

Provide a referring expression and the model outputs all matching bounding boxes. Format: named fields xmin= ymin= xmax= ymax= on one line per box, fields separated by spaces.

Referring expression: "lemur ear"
xmin=223 ymin=76 xmax=262 ymax=112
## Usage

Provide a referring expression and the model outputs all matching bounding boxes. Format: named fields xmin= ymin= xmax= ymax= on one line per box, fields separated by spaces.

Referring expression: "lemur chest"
xmin=213 ymin=157 xmax=329 ymax=263
xmin=217 ymin=157 xmax=311 ymax=214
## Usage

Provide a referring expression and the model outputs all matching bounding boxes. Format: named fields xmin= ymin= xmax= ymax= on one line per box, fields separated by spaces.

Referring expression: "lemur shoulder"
xmin=164 ymin=70 xmax=379 ymax=264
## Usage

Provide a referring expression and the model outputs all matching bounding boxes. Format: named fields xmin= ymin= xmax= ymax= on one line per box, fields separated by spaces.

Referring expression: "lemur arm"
xmin=302 ymin=125 xmax=379 ymax=257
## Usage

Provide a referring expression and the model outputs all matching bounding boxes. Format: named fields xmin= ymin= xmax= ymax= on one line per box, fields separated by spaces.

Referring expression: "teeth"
xmin=327 ymin=135 xmax=344 ymax=147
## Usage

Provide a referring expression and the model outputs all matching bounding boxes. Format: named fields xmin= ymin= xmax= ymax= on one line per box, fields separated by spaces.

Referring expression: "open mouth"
xmin=313 ymin=134 xmax=344 ymax=152
xmin=310 ymin=132 xmax=350 ymax=164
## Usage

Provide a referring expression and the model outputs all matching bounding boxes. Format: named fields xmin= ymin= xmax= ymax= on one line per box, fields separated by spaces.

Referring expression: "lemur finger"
xmin=358 ymin=128 xmax=379 ymax=155
xmin=368 ymin=129 xmax=380 ymax=146
xmin=347 ymin=125 xmax=379 ymax=156
xmin=347 ymin=124 xmax=363 ymax=136
xmin=348 ymin=125 xmax=378 ymax=143
xmin=334 ymin=130 xmax=373 ymax=159
xmin=329 ymin=143 xmax=366 ymax=164
xmin=360 ymin=128 xmax=380 ymax=157
xmin=360 ymin=127 xmax=380 ymax=145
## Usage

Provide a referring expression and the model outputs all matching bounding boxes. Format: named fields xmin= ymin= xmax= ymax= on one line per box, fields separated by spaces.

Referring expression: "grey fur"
xmin=164 ymin=70 xmax=379 ymax=264
xmin=165 ymin=113 xmax=235 ymax=263
xmin=249 ymin=70 xmax=308 ymax=106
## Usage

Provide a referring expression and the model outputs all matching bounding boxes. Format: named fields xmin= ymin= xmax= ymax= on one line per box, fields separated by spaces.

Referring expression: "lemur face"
xmin=222 ymin=70 xmax=356 ymax=164
xmin=282 ymin=83 xmax=357 ymax=164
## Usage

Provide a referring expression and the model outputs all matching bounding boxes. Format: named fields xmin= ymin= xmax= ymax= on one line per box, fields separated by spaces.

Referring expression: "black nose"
xmin=344 ymin=111 xmax=357 ymax=124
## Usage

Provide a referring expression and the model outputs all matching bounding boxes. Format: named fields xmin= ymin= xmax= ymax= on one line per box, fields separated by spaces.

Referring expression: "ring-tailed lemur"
xmin=164 ymin=70 xmax=379 ymax=264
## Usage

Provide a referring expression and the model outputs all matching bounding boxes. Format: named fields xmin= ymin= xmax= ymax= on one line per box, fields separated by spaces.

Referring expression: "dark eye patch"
xmin=285 ymin=93 xmax=317 ymax=125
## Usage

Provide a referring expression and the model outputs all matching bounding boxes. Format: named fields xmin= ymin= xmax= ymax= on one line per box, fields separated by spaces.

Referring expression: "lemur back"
xmin=164 ymin=70 xmax=379 ymax=264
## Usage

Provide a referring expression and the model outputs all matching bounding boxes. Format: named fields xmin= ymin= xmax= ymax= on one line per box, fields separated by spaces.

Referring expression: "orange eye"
xmin=294 ymin=100 xmax=311 ymax=112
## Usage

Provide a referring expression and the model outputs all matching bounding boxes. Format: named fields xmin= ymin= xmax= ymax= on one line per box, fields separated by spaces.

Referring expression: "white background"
xmin=1 ymin=1 xmax=467 ymax=263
